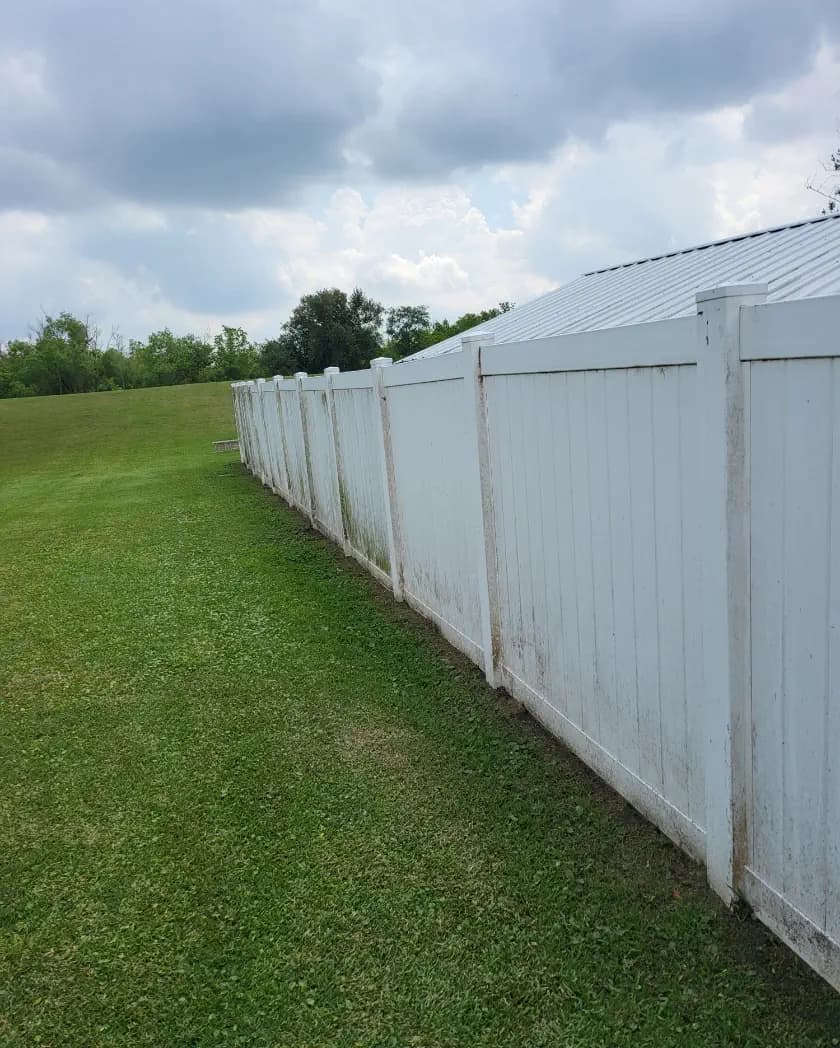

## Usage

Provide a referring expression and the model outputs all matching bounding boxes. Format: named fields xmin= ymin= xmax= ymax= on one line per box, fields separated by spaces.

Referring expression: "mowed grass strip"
xmin=0 ymin=383 xmax=838 ymax=1047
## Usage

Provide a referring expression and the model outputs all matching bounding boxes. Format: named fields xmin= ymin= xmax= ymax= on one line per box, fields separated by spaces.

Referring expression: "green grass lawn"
xmin=0 ymin=383 xmax=838 ymax=1047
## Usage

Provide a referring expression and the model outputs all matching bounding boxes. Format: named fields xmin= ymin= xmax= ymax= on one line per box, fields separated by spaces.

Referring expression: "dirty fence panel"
xmin=232 ymin=387 xmax=251 ymax=469
xmin=386 ymin=373 xmax=483 ymax=662
xmin=331 ymin=378 xmax=391 ymax=580
xmin=259 ymin=381 xmax=287 ymax=496
xmin=250 ymin=384 xmax=271 ymax=485
xmin=276 ymin=381 xmax=309 ymax=512
xmin=243 ymin=387 xmax=260 ymax=476
xmin=301 ymin=380 xmax=342 ymax=540
xmin=484 ymin=362 xmax=705 ymax=858
xmin=746 ymin=355 xmax=840 ymax=989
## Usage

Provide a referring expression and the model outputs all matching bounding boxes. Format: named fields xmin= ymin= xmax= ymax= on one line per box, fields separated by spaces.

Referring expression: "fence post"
xmin=294 ymin=372 xmax=317 ymax=527
xmin=461 ymin=333 xmax=501 ymax=688
xmin=324 ymin=367 xmax=348 ymax=551
xmin=371 ymin=357 xmax=404 ymax=601
xmin=696 ymin=282 xmax=768 ymax=905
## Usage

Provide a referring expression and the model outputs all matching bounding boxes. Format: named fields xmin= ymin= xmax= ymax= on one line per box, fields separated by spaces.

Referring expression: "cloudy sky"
xmin=1 ymin=0 xmax=839 ymax=343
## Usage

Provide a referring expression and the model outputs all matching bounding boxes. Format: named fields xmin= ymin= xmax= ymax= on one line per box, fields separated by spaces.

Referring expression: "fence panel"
xmin=482 ymin=319 xmax=705 ymax=859
xmin=232 ymin=386 xmax=249 ymax=468
xmin=746 ymin=346 xmax=840 ymax=989
xmin=243 ymin=384 xmax=259 ymax=475
xmin=258 ymin=380 xmax=286 ymax=495
xmin=276 ymin=379 xmax=309 ymax=512
xmin=300 ymin=376 xmax=342 ymax=541
xmin=384 ymin=358 xmax=483 ymax=662
xmin=331 ymin=372 xmax=392 ymax=583
xmin=250 ymin=383 xmax=270 ymax=484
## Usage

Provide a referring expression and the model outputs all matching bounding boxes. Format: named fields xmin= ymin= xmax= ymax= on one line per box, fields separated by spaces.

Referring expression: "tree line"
xmin=0 ymin=291 xmax=513 ymax=400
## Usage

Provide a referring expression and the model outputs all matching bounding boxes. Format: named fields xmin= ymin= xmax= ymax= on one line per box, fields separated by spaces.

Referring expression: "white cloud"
xmin=373 ymin=253 xmax=470 ymax=292
xmin=0 ymin=50 xmax=51 ymax=116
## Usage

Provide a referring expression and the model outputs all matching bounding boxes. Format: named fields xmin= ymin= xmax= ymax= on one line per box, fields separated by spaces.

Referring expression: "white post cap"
xmin=461 ymin=331 xmax=495 ymax=347
xmin=696 ymin=283 xmax=769 ymax=306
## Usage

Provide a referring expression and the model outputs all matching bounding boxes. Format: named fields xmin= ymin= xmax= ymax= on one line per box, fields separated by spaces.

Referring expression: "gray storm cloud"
xmin=1 ymin=0 xmax=838 ymax=208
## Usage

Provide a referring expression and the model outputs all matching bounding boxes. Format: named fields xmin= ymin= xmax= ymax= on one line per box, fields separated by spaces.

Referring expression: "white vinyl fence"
xmin=232 ymin=286 xmax=840 ymax=992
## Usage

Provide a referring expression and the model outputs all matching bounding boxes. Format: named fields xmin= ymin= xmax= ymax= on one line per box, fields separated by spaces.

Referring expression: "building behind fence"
xmin=232 ymin=285 xmax=840 ymax=993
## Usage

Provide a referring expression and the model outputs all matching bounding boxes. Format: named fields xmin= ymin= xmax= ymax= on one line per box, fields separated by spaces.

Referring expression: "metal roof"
xmin=403 ymin=212 xmax=840 ymax=360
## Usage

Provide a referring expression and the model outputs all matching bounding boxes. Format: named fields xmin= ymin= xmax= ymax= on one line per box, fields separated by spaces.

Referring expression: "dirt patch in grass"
xmin=338 ymin=724 xmax=424 ymax=776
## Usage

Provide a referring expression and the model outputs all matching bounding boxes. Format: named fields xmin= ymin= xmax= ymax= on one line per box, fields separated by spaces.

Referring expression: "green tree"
xmin=259 ymin=337 xmax=298 ymax=378
xmin=128 ymin=330 xmax=212 ymax=387
xmin=212 ymin=327 xmax=259 ymax=381
xmin=1 ymin=314 xmax=266 ymax=398
xmin=0 ymin=341 xmax=37 ymax=398
xmin=418 ymin=302 xmax=515 ymax=351
xmin=100 ymin=346 xmax=135 ymax=390
xmin=0 ymin=313 xmax=102 ymax=398
xmin=265 ymin=288 xmax=385 ymax=374
xmin=385 ymin=305 xmax=431 ymax=359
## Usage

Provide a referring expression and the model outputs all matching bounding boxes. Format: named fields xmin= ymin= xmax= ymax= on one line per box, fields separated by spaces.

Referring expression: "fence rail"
xmin=232 ymin=286 xmax=840 ymax=993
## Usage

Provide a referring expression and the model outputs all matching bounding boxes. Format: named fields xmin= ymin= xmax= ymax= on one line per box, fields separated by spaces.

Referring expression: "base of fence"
xmin=741 ymin=868 xmax=840 ymax=993
xmin=402 ymin=589 xmax=485 ymax=666
xmin=498 ymin=664 xmax=707 ymax=865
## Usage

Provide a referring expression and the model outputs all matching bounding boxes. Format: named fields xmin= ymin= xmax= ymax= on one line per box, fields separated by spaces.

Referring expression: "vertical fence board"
xmin=748 ymin=360 xmax=786 ymax=889
xmin=828 ymin=362 xmax=840 ymax=943
xmin=553 ymin=375 xmax=584 ymax=729
xmin=585 ymin=372 xmax=616 ymax=756
xmin=519 ymin=376 xmax=545 ymax=687
xmin=679 ymin=365 xmax=705 ymax=831
xmin=626 ymin=370 xmax=663 ymax=796
xmin=652 ymin=367 xmax=690 ymax=822
xmin=533 ymin=376 xmax=564 ymax=706
xmin=486 ymin=377 xmax=522 ymax=684
xmin=567 ymin=373 xmax=599 ymax=741
xmin=781 ymin=361 xmax=831 ymax=924
xmin=605 ymin=370 xmax=640 ymax=775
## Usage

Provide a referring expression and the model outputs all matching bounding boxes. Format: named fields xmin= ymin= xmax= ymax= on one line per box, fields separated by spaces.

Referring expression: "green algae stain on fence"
xmin=336 ymin=469 xmax=390 ymax=576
